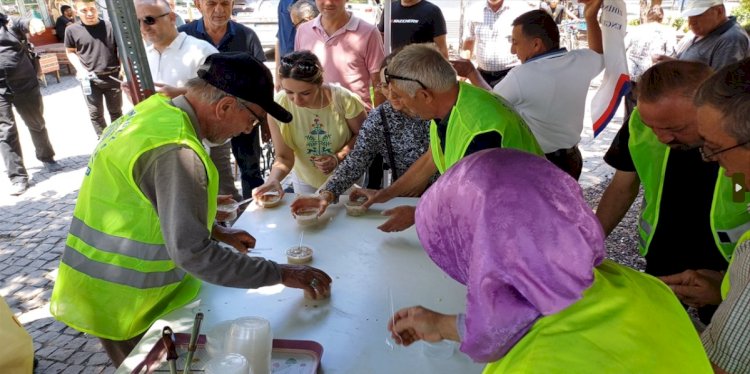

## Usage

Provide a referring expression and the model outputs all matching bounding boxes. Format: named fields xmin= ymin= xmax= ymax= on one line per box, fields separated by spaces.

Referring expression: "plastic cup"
xmin=217 ymin=202 xmax=239 ymax=222
xmin=421 ymin=340 xmax=456 ymax=358
xmin=224 ymin=317 xmax=272 ymax=374
xmin=204 ymin=353 xmax=251 ymax=374
xmin=205 ymin=320 xmax=233 ymax=358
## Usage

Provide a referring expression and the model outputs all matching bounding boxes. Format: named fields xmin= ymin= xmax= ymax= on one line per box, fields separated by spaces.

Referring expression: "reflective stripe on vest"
xmin=69 ymin=216 xmax=170 ymax=261
xmin=715 ymin=217 xmax=750 ymax=244
xmin=722 ymin=230 xmax=750 ymax=299
xmin=61 ymin=245 xmax=185 ymax=289
xmin=483 ymin=260 xmax=712 ymax=373
xmin=628 ymin=108 xmax=750 ymax=260
xmin=50 ymin=94 xmax=218 ymax=340
xmin=429 ymin=82 xmax=543 ymax=174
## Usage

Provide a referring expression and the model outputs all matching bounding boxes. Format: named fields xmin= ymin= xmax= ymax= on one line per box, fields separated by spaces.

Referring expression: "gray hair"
xmin=185 ymin=77 xmax=229 ymax=103
xmin=694 ymin=58 xmax=750 ymax=146
xmin=387 ymin=44 xmax=456 ymax=97
xmin=290 ymin=0 xmax=319 ymax=23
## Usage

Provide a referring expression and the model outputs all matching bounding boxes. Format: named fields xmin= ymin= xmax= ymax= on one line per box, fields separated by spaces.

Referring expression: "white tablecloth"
xmin=118 ymin=195 xmax=484 ymax=374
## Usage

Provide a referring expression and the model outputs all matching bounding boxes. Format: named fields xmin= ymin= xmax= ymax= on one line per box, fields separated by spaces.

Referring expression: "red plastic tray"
xmin=131 ymin=333 xmax=323 ymax=373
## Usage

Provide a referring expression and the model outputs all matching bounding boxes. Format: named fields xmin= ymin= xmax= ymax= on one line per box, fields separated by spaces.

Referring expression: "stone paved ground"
xmin=0 ymin=71 xmax=641 ymax=372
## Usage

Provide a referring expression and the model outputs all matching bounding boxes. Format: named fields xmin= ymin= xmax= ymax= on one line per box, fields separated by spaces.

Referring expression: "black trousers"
xmin=545 ymin=145 xmax=582 ymax=180
xmin=478 ymin=68 xmax=512 ymax=87
xmin=85 ymin=77 xmax=123 ymax=137
xmin=0 ymin=86 xmax=55 ymax=182
xmin=231 ymin=126 xmax=264 ymax=199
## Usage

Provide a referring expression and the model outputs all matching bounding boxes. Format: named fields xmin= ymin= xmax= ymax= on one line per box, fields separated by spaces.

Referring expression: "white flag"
xmin=590 ymin=0 xmax=631 ymax=136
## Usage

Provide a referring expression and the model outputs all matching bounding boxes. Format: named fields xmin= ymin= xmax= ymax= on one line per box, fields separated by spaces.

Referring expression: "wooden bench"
xmin=34 ymin=43 xmax=73 ymax=75
xmin=38 ymin=53 xmax=60 ymax=86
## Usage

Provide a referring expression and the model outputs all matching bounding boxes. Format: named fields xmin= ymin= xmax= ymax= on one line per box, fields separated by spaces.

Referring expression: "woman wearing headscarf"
xmin=388 ymin=149 xmax=711 ymax=372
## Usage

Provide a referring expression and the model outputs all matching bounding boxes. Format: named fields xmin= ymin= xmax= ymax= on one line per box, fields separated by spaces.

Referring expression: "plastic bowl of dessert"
xmin=216 ymin=202 xmax=239 ymax=221
xmin=345 ymin=196 xmax=368 ymax=216
xmin=257 ymin=192 xmax=282 ymax=208
xmin=286 ymin=245 xmax=313 ymax=264
xmin=293 ymin=207 xmax=320 ymax=226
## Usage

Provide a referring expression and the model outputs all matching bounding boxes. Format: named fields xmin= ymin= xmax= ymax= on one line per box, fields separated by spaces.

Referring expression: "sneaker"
xmin=42 ymin=160 xmax=62 ymax=172
xmin=9 ymin=180 xmax=29 ymax=196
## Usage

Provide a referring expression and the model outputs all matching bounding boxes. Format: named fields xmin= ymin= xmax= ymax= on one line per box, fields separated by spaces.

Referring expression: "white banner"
xmin=590 ymin=0 xmax=630 ymax=137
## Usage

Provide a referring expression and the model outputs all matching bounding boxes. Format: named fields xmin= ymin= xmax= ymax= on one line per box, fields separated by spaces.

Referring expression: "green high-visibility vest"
xmin=430 ymin=82 xmax=543 ymax=173
xmin=50 ymin=95 xmax=219 ymax=340
xmin=484 ymin=260 xmax=712 ymax=373
xmin=721 ymin=230 xmax=750 ymax=299
xmin=628 ymin=108 xmax=750 ymax=259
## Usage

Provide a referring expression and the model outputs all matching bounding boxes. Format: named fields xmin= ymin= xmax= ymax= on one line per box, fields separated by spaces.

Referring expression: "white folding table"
xmin=118 ymin=195 xmax=484 ymax=374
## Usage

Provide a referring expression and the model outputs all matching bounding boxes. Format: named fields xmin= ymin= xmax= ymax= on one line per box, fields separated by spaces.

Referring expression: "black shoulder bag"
xmin=379 ymin=108 xmax=399 ymax=182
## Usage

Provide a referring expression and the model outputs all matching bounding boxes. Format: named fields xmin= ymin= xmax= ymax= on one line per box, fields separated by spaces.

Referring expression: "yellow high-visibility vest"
xmin=50 ymin=95 xmax=218 ymax=340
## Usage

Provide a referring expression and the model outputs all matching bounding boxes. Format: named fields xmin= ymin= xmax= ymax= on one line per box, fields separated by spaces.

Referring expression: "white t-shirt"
xmin=493 ymin=49 xmax=603 ymax=153
xmin=146 ymin=32 xmax=218 ymax=87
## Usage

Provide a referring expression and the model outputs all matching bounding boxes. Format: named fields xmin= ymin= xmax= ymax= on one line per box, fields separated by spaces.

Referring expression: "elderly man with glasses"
xmin=596 ymin=60 xmax=750 ymax=325
xmin=49 ymin=53 xmax=332 ymax=367
xmin=352 ymin=44 xmax=543 ymax=232
xmin=658 ymin=58 xmax=750 ymax=374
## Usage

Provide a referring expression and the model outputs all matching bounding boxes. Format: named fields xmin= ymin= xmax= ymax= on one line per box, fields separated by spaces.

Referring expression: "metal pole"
xmin=384 ymin=0 xmax=392 ymax=55
xmin=458 ymin=0 xmax=466 ymax=51
xmin=104 ymin=0 xmax=154 ymax=103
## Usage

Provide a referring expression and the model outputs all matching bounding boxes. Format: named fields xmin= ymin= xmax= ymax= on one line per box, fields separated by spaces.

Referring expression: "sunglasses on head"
xmin=382 ymin=68 xmax=427 ymax=89
xmin=138 ymin=12 xmax=170 ymax=26
xmin=280 ymin=57 xmax=318 ymax=74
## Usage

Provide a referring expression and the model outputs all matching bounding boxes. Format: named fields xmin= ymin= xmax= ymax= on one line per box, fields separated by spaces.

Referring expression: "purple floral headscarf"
xmin=415 ymin=149 xmax=605 ymax=362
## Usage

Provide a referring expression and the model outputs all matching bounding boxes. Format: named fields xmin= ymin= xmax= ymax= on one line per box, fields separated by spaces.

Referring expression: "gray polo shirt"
xmin=676 ymin=17 xmax=750 ymax=70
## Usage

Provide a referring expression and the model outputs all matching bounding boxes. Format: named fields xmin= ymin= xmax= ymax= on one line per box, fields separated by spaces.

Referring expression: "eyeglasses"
xmin=293 ymin=19 xmax=310 ymax=28
xmin=138 ymin=12 xmax=170 ymax=26
xmin=699 ymin=140 xmax=750 ymax=162
xmin=238 ymin=100 xmax=265 ymax=128
xmin=382 ymin=68 xmax=427 ymax=89
xmin=280 ymin=57 xmax=318 ymax=75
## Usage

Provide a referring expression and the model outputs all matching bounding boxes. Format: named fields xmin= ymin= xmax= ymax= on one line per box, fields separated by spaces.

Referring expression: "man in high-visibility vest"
xmin=50 ymin=52 xmax=332 ymax=367
xmin=340 ymin=44 xmax=543 ymax=232
xmin=595 ymin=60 xmax=750 ymax=324
xmin=660 ymin=58 xmax=750 ymax=374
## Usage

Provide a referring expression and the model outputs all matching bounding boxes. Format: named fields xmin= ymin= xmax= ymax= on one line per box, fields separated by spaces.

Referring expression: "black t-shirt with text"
xmin=64 ymin=19 xmax=120 ymax=75
xmin=378 ymin=0 xmax=447 ymax=51
xmin=604 ymin=124 xmax=728 ymax=276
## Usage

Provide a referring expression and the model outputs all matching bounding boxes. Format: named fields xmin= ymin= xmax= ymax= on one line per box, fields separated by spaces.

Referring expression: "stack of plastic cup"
xmin=225 ymin=317 xmax=273 ymax=374
xmin=204 ymin=353 xmax=251 ymax=374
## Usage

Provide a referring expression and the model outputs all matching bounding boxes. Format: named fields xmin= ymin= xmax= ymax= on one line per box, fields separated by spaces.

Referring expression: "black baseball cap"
xmin=197 ymin=52 xmax=293 ymax=123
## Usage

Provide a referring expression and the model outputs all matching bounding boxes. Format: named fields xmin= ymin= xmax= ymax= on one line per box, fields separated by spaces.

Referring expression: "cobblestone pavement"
xmin=0 ymin=74 xmax=641 ymax=372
